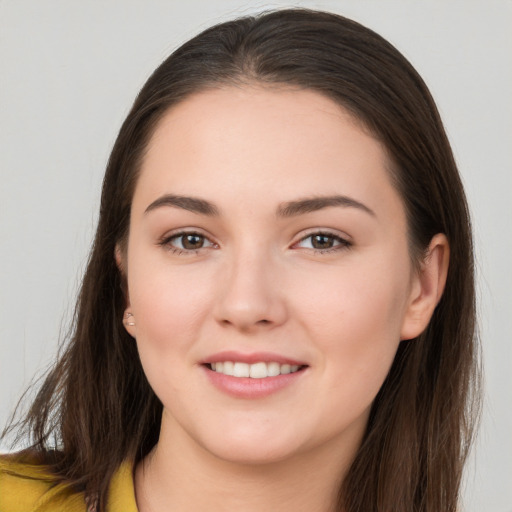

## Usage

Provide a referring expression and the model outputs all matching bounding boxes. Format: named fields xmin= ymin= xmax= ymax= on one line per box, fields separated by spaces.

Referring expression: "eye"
xmin=295 ymin=232 xmax=351 ymax=252
xmin=160 ymin=231 xmax=216 ymax=254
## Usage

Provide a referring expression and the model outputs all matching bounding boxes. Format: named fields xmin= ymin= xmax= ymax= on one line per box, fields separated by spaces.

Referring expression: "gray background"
xmin=1 ymin=1 xmax=511 ymax=511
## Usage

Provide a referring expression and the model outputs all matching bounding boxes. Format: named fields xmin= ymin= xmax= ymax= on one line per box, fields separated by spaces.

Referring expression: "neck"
xmin=134 ymin=414 xmax=363 ymax=512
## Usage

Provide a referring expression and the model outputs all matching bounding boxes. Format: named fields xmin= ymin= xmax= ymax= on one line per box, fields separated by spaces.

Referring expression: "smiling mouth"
xmin=207 ymin=361 xmax=306 ymax=379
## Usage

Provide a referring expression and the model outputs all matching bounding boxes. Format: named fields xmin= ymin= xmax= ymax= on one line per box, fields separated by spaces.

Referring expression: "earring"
xmin=124 ymin=312 xmax=135 ymax=326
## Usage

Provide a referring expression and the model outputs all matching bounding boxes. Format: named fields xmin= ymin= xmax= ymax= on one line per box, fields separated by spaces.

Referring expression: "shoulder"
xmin=0 ymin=453 xmax=86 ymax=512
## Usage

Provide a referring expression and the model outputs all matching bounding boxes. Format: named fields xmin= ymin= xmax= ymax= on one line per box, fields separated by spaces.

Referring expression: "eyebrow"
xmin=145 ymin=194 xmax=220 ymax=216
xmin=144 ymin=193 xmax=375 ymax=218
xmin=277 ymin=195 xmax=375 ymax=217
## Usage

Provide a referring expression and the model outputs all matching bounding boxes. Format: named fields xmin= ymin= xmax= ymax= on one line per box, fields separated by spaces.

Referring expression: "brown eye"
xmin=164 ymin=232 xmax=215 ymax=252
xmin=311 ymin=234 xmax=336 ymax=249
xmin=181 ymin=234 xmax=205 ymax=249
xmin=295 ymin=232 xmax=350 ymax=252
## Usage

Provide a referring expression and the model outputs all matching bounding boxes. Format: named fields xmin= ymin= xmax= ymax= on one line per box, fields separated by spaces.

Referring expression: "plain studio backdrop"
xmin=0 ymin=1 xmax=510 ymax=511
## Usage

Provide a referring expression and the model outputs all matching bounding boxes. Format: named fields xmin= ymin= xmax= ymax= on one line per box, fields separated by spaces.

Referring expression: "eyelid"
xmin=157 ymin=227 xmax=351 ymax=254
xmin=158 ymin=228 xmax=218 ymax=253
xmin=291 ymin=229 xmax=352 ymax=251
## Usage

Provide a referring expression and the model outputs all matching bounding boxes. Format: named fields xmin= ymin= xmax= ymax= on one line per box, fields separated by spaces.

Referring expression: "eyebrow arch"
xmin=144 ymin=193 xmax=374 ymax=218
xmin=145 ymin=194 xmax=220 ymax=216
xmin=277 ymin=195 xmax=375 ymax=217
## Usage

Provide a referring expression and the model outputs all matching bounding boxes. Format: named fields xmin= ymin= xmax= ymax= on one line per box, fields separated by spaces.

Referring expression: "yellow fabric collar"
xmin=106 ymin=460 xmax=138 ymax=512
xmin=0 ymin=456 xmax=138 ymax=512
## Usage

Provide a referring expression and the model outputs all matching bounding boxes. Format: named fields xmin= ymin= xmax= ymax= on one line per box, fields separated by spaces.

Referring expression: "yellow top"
xmin=0 ymin=455 xmax=138 ymax=512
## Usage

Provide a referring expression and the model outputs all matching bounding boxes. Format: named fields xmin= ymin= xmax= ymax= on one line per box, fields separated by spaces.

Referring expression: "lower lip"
xmin=203 ymin=365 xmax=307 ymax=399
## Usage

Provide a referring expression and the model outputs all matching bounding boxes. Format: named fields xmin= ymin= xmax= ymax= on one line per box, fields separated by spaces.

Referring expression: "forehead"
xmin=134 ymin=85 xmax=402 ymax=222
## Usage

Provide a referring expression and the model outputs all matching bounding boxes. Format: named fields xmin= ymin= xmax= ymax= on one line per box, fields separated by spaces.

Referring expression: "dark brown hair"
xmin=3 ymin=8 xmax=480 ymax=512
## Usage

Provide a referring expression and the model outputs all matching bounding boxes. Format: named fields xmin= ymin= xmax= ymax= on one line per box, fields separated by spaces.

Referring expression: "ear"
xmin=400 ymin=233 xmax=450 ymax=341
xmin=115 ymin=244 xmax=125 ymax=273
xmin=123 ymin=309 xmax=137 ymax=338
xmin=115 ymin=244 xmax=136 ymax=338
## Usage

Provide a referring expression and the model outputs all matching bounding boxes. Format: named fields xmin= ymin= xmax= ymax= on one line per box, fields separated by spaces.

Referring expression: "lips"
xmin=210 ymin=361 xmax=302 ymax=378
xmin=204 ymin=350 xmax=306 ymax=366
xmin=202 ymin=351 xmax=308 ymax=398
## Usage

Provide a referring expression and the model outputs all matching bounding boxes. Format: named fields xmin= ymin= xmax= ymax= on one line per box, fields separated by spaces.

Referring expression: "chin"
xmin=194 ymin=423 xmax=306 ymax=466
xmin=205 ymin=441 xmax=300 ymax=466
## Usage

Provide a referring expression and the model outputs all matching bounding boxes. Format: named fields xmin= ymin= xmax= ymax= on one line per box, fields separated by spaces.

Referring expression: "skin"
xmin=118 ymin=85 xmax=449 ymax=512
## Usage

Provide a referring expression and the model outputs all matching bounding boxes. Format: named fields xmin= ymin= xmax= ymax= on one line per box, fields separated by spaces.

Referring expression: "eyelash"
xmin=158 ymin=231 xmax=216 ymax=255
xmin=293 ymin=231 xmax=352 ymax=254
xmin=158 ymin=230 xmax=351 ymax=255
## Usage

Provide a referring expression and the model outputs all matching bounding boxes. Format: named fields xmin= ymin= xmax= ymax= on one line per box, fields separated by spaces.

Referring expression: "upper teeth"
xmin=210 ymin=361 xmax=301 ymax=378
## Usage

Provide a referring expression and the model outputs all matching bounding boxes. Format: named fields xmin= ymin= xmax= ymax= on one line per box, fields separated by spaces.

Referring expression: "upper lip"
xmin=201 ymin=350 xmax=308 ymax=366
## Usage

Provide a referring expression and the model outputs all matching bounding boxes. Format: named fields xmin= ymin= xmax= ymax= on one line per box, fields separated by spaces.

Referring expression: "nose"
xmin=213 ymin=248 xmax=288 ymax=332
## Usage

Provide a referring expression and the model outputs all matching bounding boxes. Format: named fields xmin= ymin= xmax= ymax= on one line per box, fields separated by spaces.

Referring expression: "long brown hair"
xmin=3 ymin=9 xmax=480 ymax=511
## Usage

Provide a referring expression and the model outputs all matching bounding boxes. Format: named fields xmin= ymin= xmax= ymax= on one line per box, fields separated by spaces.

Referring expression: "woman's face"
xmin=123 ymin=86 xmax=423 ymax=465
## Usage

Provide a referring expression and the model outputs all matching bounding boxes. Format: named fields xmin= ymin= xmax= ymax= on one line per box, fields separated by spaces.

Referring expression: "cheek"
xmin=292 ymin=255 xmax=409 ymax=386
xmin=127 ymin=263 xmax=218 ymax=409
xmin=295 ymin=258 xmax=409 ymax=337
xmin=127 ymin=254 xmax=216 ymax=362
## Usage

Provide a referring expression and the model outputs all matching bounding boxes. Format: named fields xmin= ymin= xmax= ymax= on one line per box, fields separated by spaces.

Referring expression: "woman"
xmin=0 ymin=8 xmax=480 ymax=512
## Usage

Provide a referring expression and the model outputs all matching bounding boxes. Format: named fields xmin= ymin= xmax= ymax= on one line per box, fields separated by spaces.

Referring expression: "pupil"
xmin=312 ymin=234 xmax=333 ymax=249
xmin=183 ymin=234 xmax=203 ymax=249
